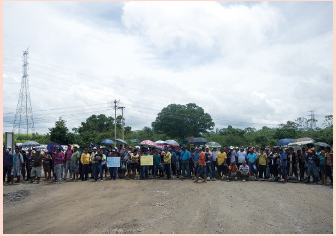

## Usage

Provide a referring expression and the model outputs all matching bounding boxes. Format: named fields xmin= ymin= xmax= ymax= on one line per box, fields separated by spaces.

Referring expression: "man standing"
xmin=71 ymin=146 xmax=80 ymax=181
xmin=229 ymin=146 xmax=236 ymax=164
xmin=237 ymin=161 xmax=250 ymax=181
xmin=257 ymin=149 xmax=267 ymax=179
xmin=194 ymin=148 xmax=207 ymax=183
xmin=236 ymin=146 xmax=247 ymax=169
xmin=10 ymin=147 xmax=24 ymax=184
xmin=3 ymin=149 xmax=13 ymax=184
xmin=81 ymin=148 xmax=91 ymax=181
xmin=324 ymin=147 xmax=333 ymax=184
xmin=30 ymin=149 xmax=44 ymax=184
xmin=192 ymin=148 xmax=200 ymax=179
xmin=216 ymin=148 xmax=227 ymax=179
xmin=164 ymin=147 xmax=172 ymax=180
xmin=279 ymin=149 xmax=288 ymax=183
xmin=51 ymin=145 xmax=65 ymax=184
xmin=211 ymin=147 xmax=219 ymax=180
xmin=287 ymin=147 xmax=298 ymax=180
xmin=64 ymin=145 xmax=73 ymax=180
xmin=93 ymin=149 xmax=103 ymax=183
xmin=205 ymin=147 xmax=213 ymax=180
xmin=247 ymin=148 xmax=258 ymax=179
xmin=170 ymin=147 xmax=177 ymax=177
xmin=180 ymin=146 xmax=190 ymax=179
xmin=90 ymin=147 xmax=98 ymax=179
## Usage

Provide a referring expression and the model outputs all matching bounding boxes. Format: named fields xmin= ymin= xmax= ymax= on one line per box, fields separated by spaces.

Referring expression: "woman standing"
xmin=130 ymin=149 xmax=139 ymax=180
xmin=43 ymin=150 xmax=52 ymax=181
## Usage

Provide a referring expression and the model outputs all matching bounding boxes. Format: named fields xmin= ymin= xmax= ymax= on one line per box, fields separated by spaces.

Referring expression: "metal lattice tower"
xmin=308 ymin=110 xmax=317 ymax=129
xmin=13 ymin=48 xmax=35 ymax=135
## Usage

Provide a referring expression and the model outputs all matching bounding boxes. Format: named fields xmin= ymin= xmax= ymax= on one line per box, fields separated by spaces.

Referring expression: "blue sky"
xmin=3 ymin=1 xmax=333 ymax=135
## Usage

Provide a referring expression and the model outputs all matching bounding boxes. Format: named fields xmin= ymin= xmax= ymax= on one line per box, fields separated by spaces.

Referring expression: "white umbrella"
xmin=288 ymin=137 xmax=315 ymax=146
xmin=155 ymin=140 xmax=168 ymax=145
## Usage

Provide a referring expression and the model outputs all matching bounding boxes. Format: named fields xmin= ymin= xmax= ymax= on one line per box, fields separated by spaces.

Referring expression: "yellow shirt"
xmin=164 ymin=152 xmax=171 ymax=163
xmin=81 ymin=153 xmax=91 ymax=164
xmin=216 ymin=152 xmax=227 ymax=165
xmin=258 ymin=153 xmax=267 ymax=165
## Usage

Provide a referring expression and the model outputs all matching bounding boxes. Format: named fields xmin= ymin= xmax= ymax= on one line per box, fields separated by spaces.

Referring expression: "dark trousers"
xmin=26 ymin=166 xmax=31 ymax=179
xmin=164 ymin=163 xmax=171 ymax=179
xmin=140 ymin=166 xmax=149 ymax=179
xmin=82 ymin=164 xmax=89 ymax=181
xmin=94 ymin=163 xmax=103 ymax=181
xmin=206 ymin=163 xmax=213 ymax=178
xmin=171 ymin=162 xmax=176 ymax=175
xmin=258 ymin=165 xmax=266 ymax=179
xmin=181 ymin=161 xmax=190 ymax=178
xmin=3 ymin=165 xmax=11 ymax=183
xmin=109 ymin=167 xmax=118 ymax=180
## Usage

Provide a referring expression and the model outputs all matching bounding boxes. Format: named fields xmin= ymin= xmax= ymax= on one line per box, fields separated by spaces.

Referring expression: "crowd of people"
xmin=3 ymin=143 xmax=333 ymax=185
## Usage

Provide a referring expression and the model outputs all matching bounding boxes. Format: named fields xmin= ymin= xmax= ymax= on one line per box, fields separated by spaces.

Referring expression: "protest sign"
xmin=141 ymin=155 xmax=153 ymax=166
xmin=107 ymin=157 xmax=120 ymax=167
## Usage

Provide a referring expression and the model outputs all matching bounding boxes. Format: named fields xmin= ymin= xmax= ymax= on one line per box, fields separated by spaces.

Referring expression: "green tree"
xmin=152 ymin=103 xmax=215 ymax=139
xmin=49 ymin=117 xmax=72 ymax=144
xmin=78 ymin=114 xmax=115 ymax=134
xmin=323 ymin=115 xmax=333 ymax=129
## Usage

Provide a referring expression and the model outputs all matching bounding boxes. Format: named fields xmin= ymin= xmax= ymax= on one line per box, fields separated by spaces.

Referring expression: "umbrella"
xmin=21 ymin=141 xmax=40 ymax=148
xmin=276 ymin=138 xmax=294 ymax=146
xmin=189 ymin=137 xmax=208 ymax=145
xmin=315 ymin=142 xmax=331 ymax=148
xmin=47 ymin=142 xmax=64 ymax=152
xmin=140 ymin=140 xmax=156 ymax=146
xmin=73 ymin=144 xmax=80 ymax=148
xmin=165 ymin=140 xmax=179 ymax=146
xmin=288 ymin=137 xmax=315 ymax=146
xmin=155 ymin=140 xmax=168 ymax=145
xmin=205 ymin=142 xmax=221 ymax=148
xmin=115 ymin=139 xmax=127 ymax=145
xmin=101 ymin=139 xmax=115 ymax=145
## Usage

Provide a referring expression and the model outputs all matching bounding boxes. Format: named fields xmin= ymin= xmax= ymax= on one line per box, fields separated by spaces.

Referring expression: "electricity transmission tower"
xmin=308 ymin=110 xmax=317 ymax=129
xmin=13 ymin=48 xmax=35 ymax=135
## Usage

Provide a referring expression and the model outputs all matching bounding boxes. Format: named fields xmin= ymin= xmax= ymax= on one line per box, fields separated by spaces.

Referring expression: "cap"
xmin=306 ymin=150 xmax=313 ymax=154
xmin=5 ymin=149 xmax=9 ymax=152
xmin=93 ymin=147 xmax=97 ymax=150
xmin=7 ymin=146 xmax=11 ymax=149
xmin=235 ymin=147 xmax=238 ymax=149
xmin=36 ymin=149 xmax=41 ymax=152
xmin=249 ymin=148 xmax=253 ymax=152
xmin=198 ymin=147 xmax=203 ymax=150
xmin=240 ymin=146 xmax=244 ymax=148
xmin=44 ymin=150 xmax=48 ymax=153
xmin=230 ymin=146 xmax=233 ymax=149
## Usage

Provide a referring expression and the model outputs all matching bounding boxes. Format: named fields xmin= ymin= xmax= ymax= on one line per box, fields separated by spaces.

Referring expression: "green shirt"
xmin=153 ymin=154 xmax=160 ymax=165
xmin=71 ymin=151 xmax=80 ymax=163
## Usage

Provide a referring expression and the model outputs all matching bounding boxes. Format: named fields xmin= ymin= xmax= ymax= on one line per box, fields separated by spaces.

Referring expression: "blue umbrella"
xmin=276 ymin=138 xmax=294 ymax=146
xmin=115 ymin=139 xmax=127 ymax=145
xmin=47 ymin=142 xmax=64 ymax=152
xmin=22 ymin=141 xmax=40 ymax=148
xmin=315 ymin=142 xmax=330 ymax=148
xmin=101 ymin=139 xmax=115 ymax=145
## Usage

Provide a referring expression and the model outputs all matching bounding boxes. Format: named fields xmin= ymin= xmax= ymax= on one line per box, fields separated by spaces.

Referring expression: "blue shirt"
xmin=247 ymin=153 xmax=257 ymax=163
xmin=280 ymin=153 xmax=287 ymax=166
xmin=171 ymin=151 xmax=176 ymax=163
xmin=180 ymin=151 xmax=190 ymax=161
xmin=193 ymin=153 xmax=200 ymax=162
xmin=3 ymin=153 xmax=13 ymax=166
xmin=316 ymin=152 xmax=325 ymax=165
xmin=307 ymin=155 xmax=316 ymax=169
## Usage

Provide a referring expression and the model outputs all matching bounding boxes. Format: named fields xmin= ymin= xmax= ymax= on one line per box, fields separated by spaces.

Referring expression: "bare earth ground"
xmin=3 ymin=177 xmax=333 ymax=234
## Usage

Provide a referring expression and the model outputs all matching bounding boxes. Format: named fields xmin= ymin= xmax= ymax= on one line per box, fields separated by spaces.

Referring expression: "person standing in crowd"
xmin=229 ymin=146 xmax=236 ymax=164
xmin=237 ymin=161 xmax=250 ymax=181
xmin=51 ymin=145 xmax=65 ymax=184
xmin=257 ymin=149 xmax=267 ymax=179
xmin=3 ymin=149 xmax=13 ymax=184
xmin=140 ymin=148 xmax=150 ymax=180
xmin=64 ymin=145 xmax=73 ymax=180
xmin=211 ymin=147 xmax=219 ymax=180
xmin=78 ymin=147 xmax=84 ymax=181
xmin=216 ymin=148 xmax=227 ymax=179
xmin=93 ymin=149 xmax=103 ymax=183
xmin=306 ymin=149 xmax=319 ymax=184
xmin=108 ymin=149 xmax=118 ymax=180
xmin=43 ymin=150 xmax=52 ymax=181
xmin=324 ymin=146 xmax=333 ymax=184
xmin=247 ymin=148 xmax=258 ymax=179
xmin=175 ymin=147 xmax=181 ymax=177
xmin=254 ymin=145 xmax=260 ymax=154
xmin=70 ymin=146 xmax=80 ymax=181
xmin=8 ymin=146 xmax=12 ymax=154
xmin=287 ymin=147 xmax=298 ymax=180
xmin=192 ymin=148 xmax=200 ymax=179
xmin=279 ymin=149 xmax=288 ymax=183
xmin=81 ymin=148 xmax=91 ymax=181
xmin=180 ymin=146 xmax=190 ymax=179
xmin=25 ymin=149 xmax=33 ymax=181
xmin=205 ymin=147 xmax=213 ymax=180
xmin=171 ymin=147 xmax=177 ymax=177
xmin=10 ymin=147 xmax=24 ymax=184
xmin=30 ymin=149 xmax=43 ymax=184
xmin=317 ymin=147 xmax=326 ymax=184
xmin=124 ymin=150 xmax=132 ymax=180
xmin=164 ymin=147 xmax=172 ymax=180
xmin=20 ymin=149 xmax=28 ymax=183
xmin=297 ymin=150 xmax=305 ymax=182
xmin=130 ymin=149 xmax=139 ymax=179
xmin=194 ymin=147 xmax=207 ymax=183
xmin=90 ymin=147 xmax=97 ymax=179
xmin=153 ymin=149 xmax=162 ymax=179
xmin=227 ymin=161 xmax=238 ymax=182
xmin=236 ymin=146 xmax=247 ymax=169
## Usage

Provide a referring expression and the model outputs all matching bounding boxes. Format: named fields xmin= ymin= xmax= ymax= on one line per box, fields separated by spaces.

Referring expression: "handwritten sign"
xmin=107 ymin=157 xmax=120 ymax=167
xmin=141 ymin=155 xmax=153 ymax=166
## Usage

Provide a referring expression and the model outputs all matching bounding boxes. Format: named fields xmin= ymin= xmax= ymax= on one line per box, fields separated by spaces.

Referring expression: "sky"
xmin=3 ymin=1 xmax=333 ymax=135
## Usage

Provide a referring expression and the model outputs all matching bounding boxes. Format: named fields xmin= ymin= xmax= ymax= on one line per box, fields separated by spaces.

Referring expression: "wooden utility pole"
xmin=114 ymin=100 xmax=118 ymax=142
xmin=118 ymin=106 xmax=125 ymax=148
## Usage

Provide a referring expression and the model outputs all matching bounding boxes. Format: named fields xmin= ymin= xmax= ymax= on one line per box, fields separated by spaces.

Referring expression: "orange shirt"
xmin=199 ymin=152 xmax=206 ymax=166
xmin=229 ymin=165 xmax=237 ymax=173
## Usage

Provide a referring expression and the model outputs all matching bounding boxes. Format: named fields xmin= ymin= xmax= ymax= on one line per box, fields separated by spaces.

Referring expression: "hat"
xmin=44 ymin=150 xmax=48 ymax=153
xmin=249 ymin=148 xmax=253 ymax=152
xmin=168 ymin=148 xmax=172 ymax=151
xmin=306 ymin=150 xmax=313 ymax=154
xmin=230 ymin=146 xmax=233 ymax=149
xmin=240 ymin=146 xmax=244 ymax=148
xmin=310 ymin=147 xmax=315 ymax=151
xmin=93 ymin=147 xmax=97 ymax=150
xmin=36 ymin=149 xmax=41 ymax=152
xmin=289 ymin=147 xmax=294 ymax=150
xmin=128 ymin=151 xmax=131 ymax=154
xmin=235 ymin=147 xmax=238 ymax=149
xmin=198 ymin=147 xmax=202 ymax=150
xmin=5 ymin=149 xmax=9 ymax=152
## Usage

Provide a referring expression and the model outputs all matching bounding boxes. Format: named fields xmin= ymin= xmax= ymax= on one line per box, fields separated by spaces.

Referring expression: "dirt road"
xmin=3 ymin=178 xmax=333 ymax=234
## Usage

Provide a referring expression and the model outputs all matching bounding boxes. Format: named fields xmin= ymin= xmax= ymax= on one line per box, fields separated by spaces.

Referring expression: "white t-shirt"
xmin=239 ymin=164 xmax=249 ymax=173
xmin=212 ymin=151 xmax=219 ymax=161
xmin=237 ymin=151 xmax=247 ymax=164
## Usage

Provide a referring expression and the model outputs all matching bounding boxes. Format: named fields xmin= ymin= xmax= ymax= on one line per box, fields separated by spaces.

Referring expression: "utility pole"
xmin=308 ymin=110 xmax=317 ymax=130
xmin=114 ymin=100 xmax=118 ymax=142
xmin=118 ymin=106 xmax=125 ymax=147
